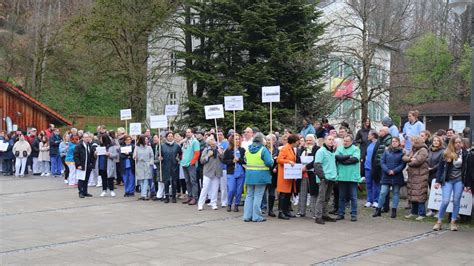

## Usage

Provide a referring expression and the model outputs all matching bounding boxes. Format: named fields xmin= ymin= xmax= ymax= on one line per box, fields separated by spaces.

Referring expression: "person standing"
xmin=403 ymin=136 xmax=429 ymax=220
xmin=65 ymin=136 xmax=79 ymax=186
xmin=134 ymin=135 xmax=154 ymax=200
xmin=426 ymin=135 xmax=445 ymax=217
xmin=297 ymin=134 xmax=319 ymax=218
xmin=373 ymin=137 xmax=406 ymax=218
xmin=243 ymin=133 xmax=274 ymax=222
xmin=160 ymin=132 xmax=182 ymax=203
xmin=120 ymin=136 xmax=135 ymax=197
xmin=151 ymin=134 xmax=164 ymax=201
xmin=356 ymin=118 xmax=372 ymax=176
xmin=241 ymin=127 xmax=254 ymax=151
xmin=12 ymin=133 xmax=31 ymax=177
xmin=335 ymin=135 xmax=361 ymax=222
xmin=314 ymin=135 xmax=338 ymax=224
xmin=364 ymin=130 xmax=379 ymax=208
xmin=300 ymin=118 xmax=316 ymax=137
xmin=49 ymin=128 xmax=62 ymax=177
xmin=217 ymin=130 xmax=229 ymax=208
xmin=223 ymin=134 xmax=246 ymax=212
xmin=59 ymin=133 xmax=70 ymax=182
xmin=38 ymin=135 xmax=51 ymax=176
xmin=402 ymin=110 xmax=425 ymax=152
xmin=197 ymin=137 xmax=223 ymax=210
xmin=372 ymin=127 xmax=393 ymax=211
xmin=277 ymin=134 xmax=300 ymax=220
xmin=74 ymin=132 xmax=95 ymax=198
xmin=180 ymin=128 xmax=201 ymax=205
xmin=382 ymin=116 xmax=399 ymax=138
xmin=97 ymin=134 xmax=118 ymax=197
xmin=433 ymin=136 xmax=471 ymax=231
xmin=2 ymin=133 xmax=15 ymax=176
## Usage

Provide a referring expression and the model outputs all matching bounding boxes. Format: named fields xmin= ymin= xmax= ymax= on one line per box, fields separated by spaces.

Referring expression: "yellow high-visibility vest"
xmin=245 ymin=147 xmax=267 ymax=170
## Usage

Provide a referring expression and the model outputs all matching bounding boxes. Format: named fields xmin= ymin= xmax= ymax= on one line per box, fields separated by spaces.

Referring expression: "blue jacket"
xmin=49 ymin=134 xmax=62 ymax=156
xmin=65 ymin=142 xmax=76 ymax=163
xmin=380 ymin=147 xmax=406 ymax=185
xmin=2 ymin=139 xmax=15 ymax=160
xmin=300 ymin=124 xmax=316 ymax=137
xmin=244 ymin=144 xmax=274 ymax=185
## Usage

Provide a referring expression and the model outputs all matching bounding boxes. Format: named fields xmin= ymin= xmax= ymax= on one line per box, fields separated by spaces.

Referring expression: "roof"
xmin=397 ymin=100 xmax=470 ymax=117
xmin=0 ymin=80 xmax=72 ymax=126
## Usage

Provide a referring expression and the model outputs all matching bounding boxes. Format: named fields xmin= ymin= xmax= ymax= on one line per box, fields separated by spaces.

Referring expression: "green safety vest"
xmin=245 ymin=148 xmax=267 ymax=170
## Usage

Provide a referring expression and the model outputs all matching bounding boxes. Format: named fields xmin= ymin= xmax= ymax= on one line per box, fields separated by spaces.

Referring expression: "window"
xmin=170 ymin=52 xmax=177 ymax=74
xmin=169 ymin=92 xmax=177 ymax=105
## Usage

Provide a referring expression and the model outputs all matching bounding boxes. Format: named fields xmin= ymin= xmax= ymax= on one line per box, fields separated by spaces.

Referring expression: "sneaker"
xmin=433 ymin=222 xmax=442 ymax=231
xmin=198 ymin=207 xmax=203 ymax=211
xmin=450 ymin=223 xmax=458 ymax=231
xmin=415 ymin=216 xmax=425 ymax=221
xmin=364 ymin=202 xmax=372 ymax=208
xmin=426 ymin=210 xmax=435 ymax=217
xmin=40 ymin=173 xmax=46 ymax=176
xmin=405 ymin=214 xmax=415 ymax=219
xmin=372 ymin=202 xmax=379 ymax=208
xmin=64 ymin=180 xmax=68 ymax=184
xmin=44 ymin=173 xmax=50 ymax=176
xmin=212 ymin=206 xmax=218 ymax=210
xmin=100 ymin=191 xmax=106 ymax=197
xmin=110 ymin=191 xmax=116 ymax=197
xmin=96 ymin=183 xmax=102 ymax=187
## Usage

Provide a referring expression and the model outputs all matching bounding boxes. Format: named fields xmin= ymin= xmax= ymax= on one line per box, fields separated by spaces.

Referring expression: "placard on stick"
xmin=262 ymin=86 xmax=281 ymax=103
xmin=120 ymin=109 xmax=132 ymax=120
xmin=224 ymin=96 xmax=244 ymax=111
xmin=150 ymin=115 xmax=168 ymax=129
xmin=129 ymin=123 xmax=142 ymax=136
xmin=165 ymin=105 xmax=179 ymax=116
xmin=204 ymin=104 xmax=225 ymax=120
xmin=427 ymin=180 xmax=472 ymax=216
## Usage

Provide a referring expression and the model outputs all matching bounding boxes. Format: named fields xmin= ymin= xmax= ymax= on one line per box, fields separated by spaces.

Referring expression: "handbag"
xmin=23 ymin=151 xmax=28 ymax=157
xmin=15 ymin=151 xmax=20 ymax=157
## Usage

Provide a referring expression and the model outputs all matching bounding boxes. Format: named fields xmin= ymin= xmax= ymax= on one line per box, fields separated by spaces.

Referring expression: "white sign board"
xmin=204 ymin=104 xmax=225 ymax=120
xmin=121 ymin=146 xmax=132 ymax=154
xmin=224 ymin=96 xmax=244 ymax=111
xmin=129 ymin=123 xmax=142 ymax=136
xmin=0 ymin=142 xmax=9 ymax=152
xmin=283 ymin=163 xmax=303 ymax=179
xmin=165 ymin=105 xmax=179 ymax=116
xmin=95 ymin=147 xmax=106 ymax=156
xmin=452 ymin=120 xmax=466 ymax=134
xmin=428 ymin=180 xmax=472 ymax=216
xmin=150 ymin=115 xmax=168 ymax=129
xmin=120 ymin=109 xmax=132 ymax=120
xmin=262 ymin=86 xmax=280 ymax=103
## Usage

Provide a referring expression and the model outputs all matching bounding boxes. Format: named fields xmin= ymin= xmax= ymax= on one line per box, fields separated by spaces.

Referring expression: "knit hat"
xmin=253 ymin=132 xmax=264 ymax=145
xmin=382 ymin=116 xmax=393 ymax=127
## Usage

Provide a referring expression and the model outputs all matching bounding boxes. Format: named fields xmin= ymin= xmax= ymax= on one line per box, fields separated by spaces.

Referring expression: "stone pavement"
xmin=0 ymin=174 xmax=472 ymax=265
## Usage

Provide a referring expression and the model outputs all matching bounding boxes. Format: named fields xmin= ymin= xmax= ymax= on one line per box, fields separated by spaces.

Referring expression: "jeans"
xmin=183 ymin=165 xmax=199 ymax=199
xmin=40 ymin=161 xmax=50 ymax=174
xmin=227 ymin=173 xmax=245 ymax=206
xmin=298 ymin=178 xmax=309 ymax=215
xmin=198 ymin=175 xmax=220 ymax=209
xmin=50 ymin=155 xmax=62 ymax=175
xmin=411 ymin=202 xmax=426 ymax=216
xmin=338 ymin=181 xmax=358 ymax=217
xmin=243 ymin=184 xmax=266 ymax=222
xmin=15 ymin=157 xmax=28 ymax=176
xmin=438 ymin=180 xmax=464 ymax=222
xmin=315 ymin=179 xmax=334 ymax=219
xmin=123 ymin=167 xmax=135 ymax=194
xmin=32 ymin=157 xmax=40 ymax=174
xmin=139 ymin=179 xmax=150 ymax=197
xmin=378 ymin=185 xmax=401 ymax=209
xmin=3 ymin=159 xmax=13 ymax=174
xmin=365 ymin=169 xmax=380 ymax=203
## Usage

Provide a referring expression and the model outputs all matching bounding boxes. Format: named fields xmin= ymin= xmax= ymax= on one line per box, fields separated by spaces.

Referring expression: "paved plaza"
xmin=0 ymin=174 xmax=472 ymax=265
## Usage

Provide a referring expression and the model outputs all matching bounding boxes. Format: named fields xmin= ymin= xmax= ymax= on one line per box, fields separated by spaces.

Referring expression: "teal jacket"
xmin=314 ymin=144 xmax=338 ymax=181
xmin=335 ymin=144 xmax=361 ymax=183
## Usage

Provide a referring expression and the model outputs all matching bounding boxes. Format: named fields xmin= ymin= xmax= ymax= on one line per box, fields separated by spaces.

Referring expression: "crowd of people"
xmin=1 ymin=110 xmax=473 ymax=231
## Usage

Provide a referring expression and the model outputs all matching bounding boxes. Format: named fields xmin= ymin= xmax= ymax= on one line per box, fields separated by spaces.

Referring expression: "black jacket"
xmin=30 ymin=137 xmax=40 ymax=157
xmin=370 ymin=134 xmax=392 ymax=182
xmin=222 ymin=147 xmax=246 ymax=175
xmin=73 ymin=141 xmax=95 ymax=170
xmin=436 ymin=149 xmax=471 ymax=188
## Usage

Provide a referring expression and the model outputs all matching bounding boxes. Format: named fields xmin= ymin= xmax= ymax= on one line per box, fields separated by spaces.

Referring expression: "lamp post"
xmin=448 ymin=0 xmax=474 ymax=146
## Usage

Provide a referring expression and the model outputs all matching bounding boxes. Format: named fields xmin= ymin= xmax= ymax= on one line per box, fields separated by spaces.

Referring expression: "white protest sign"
xmin=120 ymin=109 xmax=132 ymax=120
xmin=283 ymin=163 xmax=303 ymax=179
xmin=452 ymin=120 xmax=466 ymax=134
xmin=204 ymin=104 xmax=224 ymax=120
xmin=95 ymin=146 xmax=106 ymax=156
xmin=165 ymin=105 xmax=179 ymax=116
xmin=129 ymin=123 xmax=142 ymax=136
xmin=428 ymin=180 xmax=472 ymax=216
xmin=224 ymin=96 xmax=244 ymax=111
xmin=150 ymin=115 xmax=168 ymax=129
xmin=0 ymin=142 xmax=9 ymax=152
xmin=121 ymin=146 xmax=132 ymax=154
xmin=262 ymin=86 xmax=280 ymax=103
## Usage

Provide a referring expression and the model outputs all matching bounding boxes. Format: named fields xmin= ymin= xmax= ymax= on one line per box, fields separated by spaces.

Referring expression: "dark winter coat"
xmin=380 ymin=147 xmax=406 ymax=186
xmin=436 ymin=149 xmax=471 ymax=188
xmin=427 ymin=147 xmax=444 ymax=183
xmin=49 ymin=134 xmax=62 ymax=156
xmin=73 ymin=141 xmax=95 ymax=171
xmin=355 ymin=127 xmax=371 ymax=162
xmin=403 ymin=143 xmax=429 ymax=203
xmin=154 ymin=141 xmax=182 ymax=182
xmin=31 ymin=137 xmax=40 ymax=157
xmin=119 ymin=144 xmax=136 ymax=174
xmin=222 ymin=147 xmax=246 ymax=175
xmin=370 ymin=134 xmax=392 ymax=182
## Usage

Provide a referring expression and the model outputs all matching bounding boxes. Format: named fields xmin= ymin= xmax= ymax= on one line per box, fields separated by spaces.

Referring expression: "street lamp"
xmin=448 ymin=0 xmax=474 ymax=146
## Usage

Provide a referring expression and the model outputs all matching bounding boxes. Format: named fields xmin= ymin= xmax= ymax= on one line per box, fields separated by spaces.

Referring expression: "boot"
xmin=164 ymin=196 xmax=170 ymax=203
xmin=372 ymin=208 xmax=382 ymax=217
xmin=390 ymin=208 xmax=397 ymax=218
xmin=278 ymin=212 xmax=290 ymax=220
xmin=268 ymin=195 xmax=276 ymax=217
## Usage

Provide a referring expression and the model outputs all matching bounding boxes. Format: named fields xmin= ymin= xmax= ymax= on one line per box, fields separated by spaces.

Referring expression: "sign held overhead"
xmin=120 ymin=109 xmax=132 ymax=120
xmin=204 ymin=104 xmax=225 ymax=120
xmin=165 ymin=105 xmax=179 ymax=116
xmin=224 ymin=96 xmax=244 ymax=111
xmin=150 ymin=115 xmax=168 ymax=129
xmin=262 ymin=86 xmax=280 ymax=103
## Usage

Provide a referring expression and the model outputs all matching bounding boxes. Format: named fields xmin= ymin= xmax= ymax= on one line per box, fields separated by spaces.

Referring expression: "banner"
xmin=120 ymin=109 xmax=132 ymax=120
xmin=331 ymin=78 xmax=353 ymax=98
xmin=224 ymin=96 xmax=244 ymax=111
xmin=129 ymin=123 xmax=142 ymax=136
xmin=204 ymin=104 xmax=225 ymax=120
xmin=150 ymin=115 xmax=168 ymax=129
xmin=165 ymin=105 xmax=179 ymax=116
xmin=262 ymin=86 xmax=280 ymax=103
xmin=283 ymin=163 xmax=303 ymax=179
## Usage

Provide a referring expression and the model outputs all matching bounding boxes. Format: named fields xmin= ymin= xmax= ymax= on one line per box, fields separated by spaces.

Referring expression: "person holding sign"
xmin=223 ymin=134 xmax=246 ymax=212
xmin=433 ymin=136 xmax=472 ymax=231
xmin=297 ymin=134 xmax=320 ymax=218
xmin=277 ymin=134 xmax=300 ymax=220
xmin=73 ymin=133 xmax=95 ymax=198
xmin=120 ymin=136 xmax=136 ymax=197
xmin=96 ymin=134 xmax=119 ymax=197
xmin=314 ymin=135 xmax=338 ymax=224
xmin=160 ymin=132 xmax=182 ymax=203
